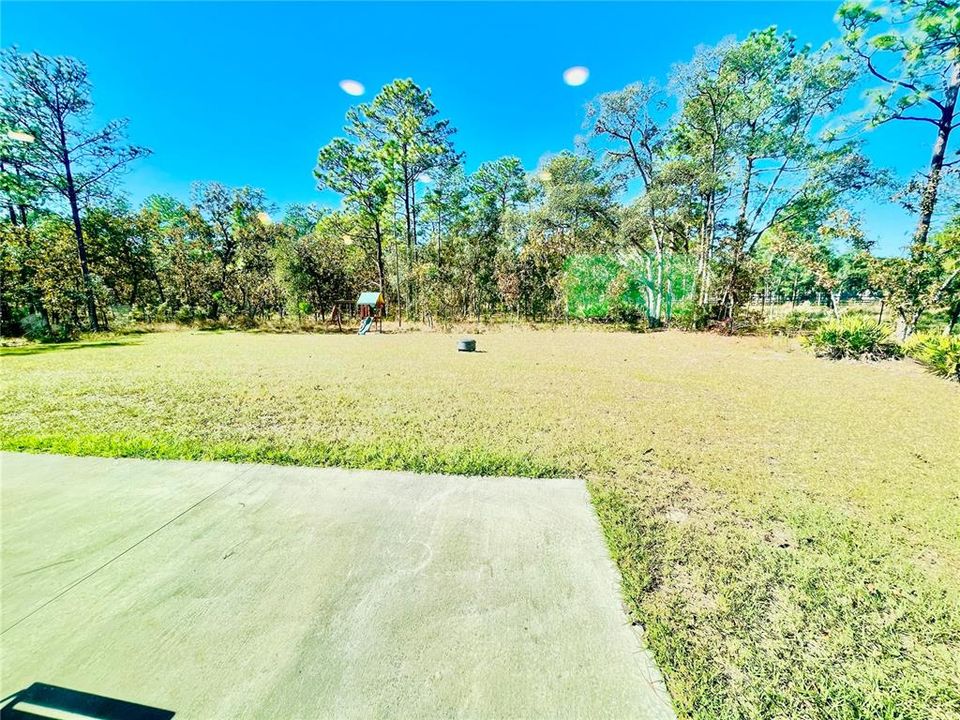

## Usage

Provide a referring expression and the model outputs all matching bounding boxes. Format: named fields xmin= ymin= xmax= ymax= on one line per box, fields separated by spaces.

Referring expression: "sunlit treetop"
xmin=837 ymin=0 xmax=960 ymax=126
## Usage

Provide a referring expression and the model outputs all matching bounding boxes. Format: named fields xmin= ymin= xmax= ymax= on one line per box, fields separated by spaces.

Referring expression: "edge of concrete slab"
xmin=1 ymin=451 xmax=676 ymax=719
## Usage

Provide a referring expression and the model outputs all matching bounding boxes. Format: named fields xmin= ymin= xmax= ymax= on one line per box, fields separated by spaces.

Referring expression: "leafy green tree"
xmin=421 ymin=165 xmax=470 ymax=273
xmin=709 ymin=30 xmax=869 ymax=323
xmin=282 ymin=203 xmax=324 ymax=237
xmin=530 ymin=151 xmax=617 ymax=250
xmin=466 ymin=157 xmax=529 ymax=320
xmin=136 ymin=194 xmax=195 ymax=314
xmin=417 ymin=166 xmax=471 ymax=320
xmin=156 ymin=209 xmax=218 ymax=319
xmin=839 ymin=0 xmax=960 ymax=335
xmin=315 ymin=138 xmax=390 ymax=294
xmin=190 ymin=182 xmax=278 ymax=320
xmin=24 ymin=215 xmax=91 ymax=332
xmin=523 ymin=152 xmax=619 ymax=319
xmin=769 ymin=210 xmax=872 ymax=318
xmin=0 ymin=222 xmax=44 ymax=335
xmin=347 ymin=79 xmax=460 ymax=310
xmin=865 ymin=223 xmax=960 ymax=338
xmin=274 ymin=212 xmax=361 ymax=322
xmin=839 ymin=0 xmax=959 ymax=246
xmin=83 ymin=203 xmax=163 ymax=309
xmin=0 ymin=48 xmax=150 ymax=330
xmin=0 ymin=175 xmax=49 ymax=334
xmin=586 ymin=82 xmax=696 ymax=325
xmin=934 ymin=219 xmax=960 ymax=333
xmin=671 ymin=41 xmax=739 ymax=317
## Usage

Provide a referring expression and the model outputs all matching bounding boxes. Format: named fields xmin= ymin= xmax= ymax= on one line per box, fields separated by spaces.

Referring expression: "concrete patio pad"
xmin=0 ymin=452 xmax=674 ymax=719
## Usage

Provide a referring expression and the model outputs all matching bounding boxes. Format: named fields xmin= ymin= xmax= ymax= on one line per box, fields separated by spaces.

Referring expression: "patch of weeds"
xmin=591 ymin=472 xmax=960 ymax=720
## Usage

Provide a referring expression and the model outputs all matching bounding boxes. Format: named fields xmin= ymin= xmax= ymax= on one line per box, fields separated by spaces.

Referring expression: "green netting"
xmin=563 ymin=254 xmax=694 ymax=320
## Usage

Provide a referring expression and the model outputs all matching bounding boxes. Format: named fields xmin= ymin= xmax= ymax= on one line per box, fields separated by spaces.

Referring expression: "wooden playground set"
xmin=329 ymin=292 xmax=385 ymax=334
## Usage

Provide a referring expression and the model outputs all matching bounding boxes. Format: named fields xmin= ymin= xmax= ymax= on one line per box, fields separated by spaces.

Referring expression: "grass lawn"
xmin=3 ymin=328 xmax=959 ymax=719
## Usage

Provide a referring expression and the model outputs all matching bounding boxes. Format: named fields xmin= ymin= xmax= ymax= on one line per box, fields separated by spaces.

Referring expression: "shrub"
xmin=20 ymin=312 xmax=50 ymax=341
xmin=19 ymin=312 xmax=76 ymax=343
xmin=765 ymin=309 xmax=827 ymax=336
xmin=669 ymin=298 xmax=700 ymax=330
xmin=129 ymin=303 xmax=169 ymax=323
xmin=610 ymin=302 xmax=649 ymax=328
xmin=803 ymin=316 xmax=899 ymax=360
xmin=731 ymin=307 xmax=765 ymax=335
xmin=174 ymin=306 xmax=196 ymax=323
xmin=904 ymin=333 xmax=960 ymax=382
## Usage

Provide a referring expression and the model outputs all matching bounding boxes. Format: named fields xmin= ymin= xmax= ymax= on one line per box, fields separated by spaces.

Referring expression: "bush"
xmin=731 ymin=307 xmax=766 ymax=335
xmin=129 ymin=303 xmax=170 ymax=323
xmin=609 ymin=302 xmax=649 ymax=328
xmin=669 ymin=298 xmax=700 ymax=330
xmin=904 ymin=333 xmax=960 ymax=382
xmin=19 ymin=312 xmax=76 ymax=343
xmin=765 ymin=309 xmax=827 ymax=336
xmin=20 ymin=312 xmax=49 ymax=341
xmin=174 ymin=306 xmax=196 ymax=323
xmin=803 ymin=316 xmax=899 ymax=360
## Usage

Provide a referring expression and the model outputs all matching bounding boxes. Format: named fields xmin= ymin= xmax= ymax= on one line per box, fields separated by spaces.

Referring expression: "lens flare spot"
xmin=339 ymin=79 xmax=365 ymax=96
xmin=562 ymin=66 xmax=589 ymax=87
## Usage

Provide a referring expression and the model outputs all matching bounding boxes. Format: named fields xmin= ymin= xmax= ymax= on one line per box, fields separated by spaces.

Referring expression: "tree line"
xmin=1 ymin=0 xmax=957 ymax=340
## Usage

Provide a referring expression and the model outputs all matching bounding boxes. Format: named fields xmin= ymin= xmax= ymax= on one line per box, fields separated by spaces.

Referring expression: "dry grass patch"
xmin=3 ymin=328 xmax=959 ymax=718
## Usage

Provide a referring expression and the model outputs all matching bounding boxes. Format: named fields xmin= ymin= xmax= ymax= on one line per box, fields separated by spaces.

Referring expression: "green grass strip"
xmin=0 ymin=432 xmax=568 ymax=479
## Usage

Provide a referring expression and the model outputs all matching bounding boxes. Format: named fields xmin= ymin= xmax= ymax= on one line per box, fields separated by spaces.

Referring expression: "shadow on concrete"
xmin=0 ymin=682 xmax=174 ymax=719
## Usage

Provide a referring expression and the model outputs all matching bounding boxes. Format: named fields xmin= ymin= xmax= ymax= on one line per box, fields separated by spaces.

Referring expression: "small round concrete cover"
xmin=458 ymin=338 xmax=476 ymax=352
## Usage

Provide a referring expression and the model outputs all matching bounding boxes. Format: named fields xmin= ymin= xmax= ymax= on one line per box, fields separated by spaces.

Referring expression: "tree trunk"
xmin=653 ymin=242 xmax=664 ymax=325
xmin=947 ymin=299 xmax=959 ymax=335
xmin=411 ymin=180 xmax=419 ymax=265
xmin=392 ymin=222 xmax=402 ymax=330
xmin=829 ymin=290 xmax=841 ymax=320
xmin=694 ymin=191 xmax=715 ymax=319
xmin=912 ymin=63 xmax=958 ymax=254
xmin=1 ymin=159 xmax=18 ymax=225
xmin=665 ymin=255 xmax=674 ymax=324
xmin=722 ymin=155 xmax=755 ymax=325
xmin=374 ymin=218 xmax=386 ymax=294
xmin=402 ymin=161 xmax=414 ymax=314
xmin=900 ymin=63 xmax=958 ymax=338
xmin=896 ymin=306 xmax=922 ymax=340
xmin=55 ymin=115 xmax=100 ymax=332
xmin=153 ymin=270 xmax=166 ymax=304
xmin=65 ymin=169 xmax=99 ymax=331
xmin=644 ymin=217 xmax=664 ymax=328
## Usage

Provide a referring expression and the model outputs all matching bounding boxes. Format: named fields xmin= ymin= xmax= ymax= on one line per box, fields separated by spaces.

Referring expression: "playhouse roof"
xmin=357 ymin=291 xmax=384 ymax=306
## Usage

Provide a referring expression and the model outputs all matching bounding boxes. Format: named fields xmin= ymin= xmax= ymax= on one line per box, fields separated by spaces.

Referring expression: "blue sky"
xmin=3 ymin=1 xmax=934 ymax=255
